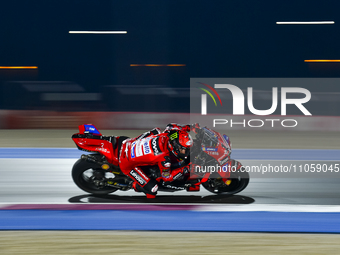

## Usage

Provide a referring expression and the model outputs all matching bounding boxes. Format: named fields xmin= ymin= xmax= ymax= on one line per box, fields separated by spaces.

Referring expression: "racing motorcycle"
xmin=71 ymin=124 xmax=249 ymax=196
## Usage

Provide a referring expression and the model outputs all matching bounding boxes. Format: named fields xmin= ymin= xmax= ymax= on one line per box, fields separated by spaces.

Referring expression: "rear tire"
xmin=72 ymin=157 xmax=118 ymax=195
xmin=202 ymin=160 xmax=249 ymax=195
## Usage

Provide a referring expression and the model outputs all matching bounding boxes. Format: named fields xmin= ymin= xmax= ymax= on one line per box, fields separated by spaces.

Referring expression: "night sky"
xmin=1 ymin=1 xmax=340 ymax=111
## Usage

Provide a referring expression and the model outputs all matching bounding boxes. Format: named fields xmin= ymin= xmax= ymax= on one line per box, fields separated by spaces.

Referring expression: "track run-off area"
xmin=0 ymin=147 xmax=340 ymax=232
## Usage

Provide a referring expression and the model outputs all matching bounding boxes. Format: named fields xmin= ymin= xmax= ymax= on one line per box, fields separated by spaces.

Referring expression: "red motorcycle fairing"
xmin=71 ymin=123 xmax=250 ymax=196
xmin=201 ymin=132 xmax=231 ymax=165
xmin=187 ymin=161 xmax=231 ymax=184
xmin=190 ymin=127 xmax=233 ymax=181
xmin=72 ymin=124 xmax=120 ymax=165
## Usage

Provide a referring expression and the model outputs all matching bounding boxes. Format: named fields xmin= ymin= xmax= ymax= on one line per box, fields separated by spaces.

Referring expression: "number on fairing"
xmin=136 ymin=138 xmax=152 ymax=157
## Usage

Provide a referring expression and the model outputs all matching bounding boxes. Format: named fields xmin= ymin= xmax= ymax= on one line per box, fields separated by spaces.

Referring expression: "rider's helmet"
xmin=168 ymin=130 xmax=193 ymax=160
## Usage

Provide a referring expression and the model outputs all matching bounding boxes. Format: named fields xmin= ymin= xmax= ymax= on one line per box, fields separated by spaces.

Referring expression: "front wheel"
xmin=72 ymin=157 xmax=118 ymax=195
xmin=202 ymin=160 xmax=249 ymax=195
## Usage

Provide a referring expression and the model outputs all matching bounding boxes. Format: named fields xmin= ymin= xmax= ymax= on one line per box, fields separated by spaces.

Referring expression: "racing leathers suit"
xmin=118 ymin=123 xmax=194 ymax=198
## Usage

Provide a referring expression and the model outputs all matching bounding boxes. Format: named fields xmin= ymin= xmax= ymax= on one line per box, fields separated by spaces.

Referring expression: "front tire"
xmin=202 ymin=160 xmax=249 ymax=195
xmin=72 ymin=157 xmax=118 ymax=195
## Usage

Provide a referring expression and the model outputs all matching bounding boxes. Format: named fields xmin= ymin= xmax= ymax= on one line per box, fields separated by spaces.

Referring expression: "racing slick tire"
xmin=202 ymin=160 xmax=249 ymax=195
xmin=72 ymin=157 xmax=118 ymax=195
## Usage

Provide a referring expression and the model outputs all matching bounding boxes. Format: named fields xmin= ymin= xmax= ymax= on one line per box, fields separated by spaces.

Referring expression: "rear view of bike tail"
xmin=71 ymin=124 xmax=131 ymax=195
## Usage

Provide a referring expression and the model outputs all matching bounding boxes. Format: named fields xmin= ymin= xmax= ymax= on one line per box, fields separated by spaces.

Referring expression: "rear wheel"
xmin=202 ymin=160 xmax=249 ymax=195
xmin=72 ymin=157 xmax=118 ymax=195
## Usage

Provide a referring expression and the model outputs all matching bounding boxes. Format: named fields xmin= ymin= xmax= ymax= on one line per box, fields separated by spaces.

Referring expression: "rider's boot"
xmin=132 ymin=182 xmax=143 ymax=192
xmin=132 ymin=181 xmax=158 ymax=198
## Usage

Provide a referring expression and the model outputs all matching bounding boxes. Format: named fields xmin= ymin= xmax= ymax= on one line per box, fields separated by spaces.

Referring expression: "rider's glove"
xmin=191 ymin=123 xmax=200 ymax=133
xmin=182 ymin=166 xmax=190 ymax=175
xmin=156 ymin=167 xmax=187 ymax=184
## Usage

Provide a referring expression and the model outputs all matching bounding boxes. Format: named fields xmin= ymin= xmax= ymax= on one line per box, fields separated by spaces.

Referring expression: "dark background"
xmin=1 ymin=0 xmax=340 ymax=113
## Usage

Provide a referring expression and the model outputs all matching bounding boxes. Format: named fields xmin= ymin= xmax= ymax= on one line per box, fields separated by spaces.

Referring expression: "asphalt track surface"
xmin=1 ymin=130 xmax=340 ymax=254
xmin=0 ymin=154 xmax=339 ymax=205
xmin=0 ymin=129 xmax=339 ymax=205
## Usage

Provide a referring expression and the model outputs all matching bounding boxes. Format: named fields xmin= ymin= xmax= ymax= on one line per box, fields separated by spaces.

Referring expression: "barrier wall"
xmin=0 ymin=110 xmax=339 ymax=131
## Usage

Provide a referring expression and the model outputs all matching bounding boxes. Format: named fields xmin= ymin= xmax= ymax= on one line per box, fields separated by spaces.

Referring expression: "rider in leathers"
xmin=119 ymin=123 xmax=199 ymax=198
